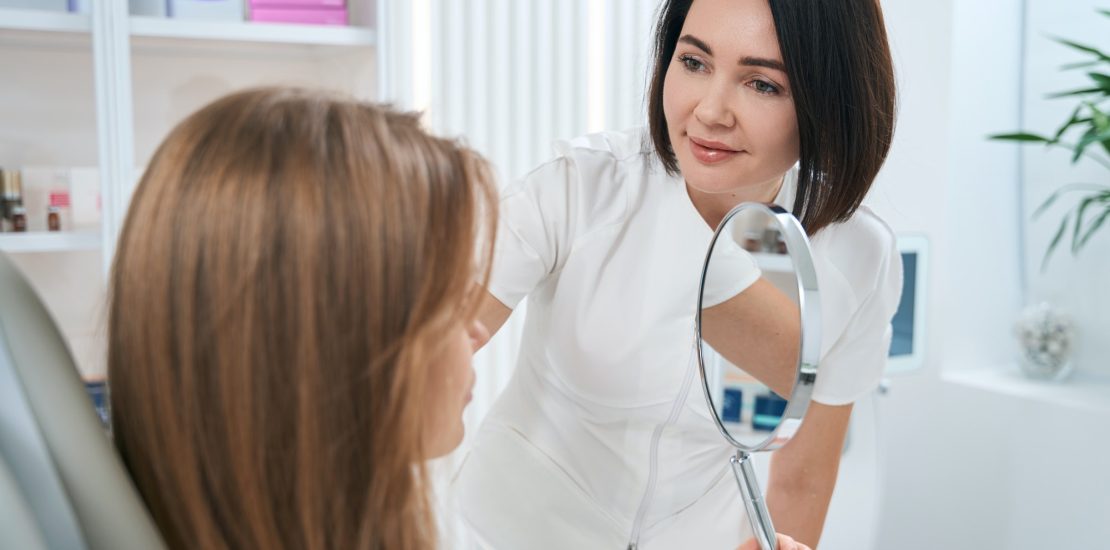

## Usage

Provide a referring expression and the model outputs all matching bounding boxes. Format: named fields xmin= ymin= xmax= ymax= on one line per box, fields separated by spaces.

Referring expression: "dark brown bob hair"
xmin=647 ymin=0 xmax=897 ymax=235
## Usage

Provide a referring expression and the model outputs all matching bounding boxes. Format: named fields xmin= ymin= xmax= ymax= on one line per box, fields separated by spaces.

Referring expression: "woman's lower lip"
xmin=689 ymin=138 xmax=739 ymax=164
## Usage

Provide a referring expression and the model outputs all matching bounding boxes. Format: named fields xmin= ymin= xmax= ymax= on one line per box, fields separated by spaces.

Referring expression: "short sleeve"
xmin=486 ymin=158 xmax=579 ymax=309
xmin=810 ymin=226 xmax=903 ymax=406
xmin=700 ymin=237 xmax=762 ymax=308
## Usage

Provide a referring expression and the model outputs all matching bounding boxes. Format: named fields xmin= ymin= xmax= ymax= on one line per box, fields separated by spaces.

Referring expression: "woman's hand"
xmin=737 ymin=533 xmax=811 ymax=550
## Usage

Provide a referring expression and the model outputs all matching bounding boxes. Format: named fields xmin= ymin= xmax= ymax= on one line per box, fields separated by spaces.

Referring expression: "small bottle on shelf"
xmin=774 ymin=234 xmax=787 ymax=255
xmin=1 ymin=169 xmax=23 ymax=222
xmin=47 ymin=206 xmax=62 ymax=232
xmin=742 ymin=230 xmax=762 ymax=253
xmin=11 ymin=206 xmax=27 ymax=233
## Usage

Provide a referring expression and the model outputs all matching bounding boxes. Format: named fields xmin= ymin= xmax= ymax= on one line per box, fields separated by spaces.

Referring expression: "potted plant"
xmin=990 ymin=9 xmax=1110 ymax=269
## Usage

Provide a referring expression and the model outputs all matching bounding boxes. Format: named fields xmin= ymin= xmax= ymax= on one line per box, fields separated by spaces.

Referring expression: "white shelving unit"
xmin=0 ymin=232 xmax=100 ymax=253
xmin=1 ymin=2 xmax=399 ymax=259
xmin=2 ymin=2 xmax=408 ymax=376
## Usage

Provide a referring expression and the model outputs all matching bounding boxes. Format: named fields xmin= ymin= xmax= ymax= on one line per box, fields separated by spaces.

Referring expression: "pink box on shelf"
xmin=249 ymin=7 xmax=348 ymax=25
xmin=250 ymin=0 xmax=345 ymax=7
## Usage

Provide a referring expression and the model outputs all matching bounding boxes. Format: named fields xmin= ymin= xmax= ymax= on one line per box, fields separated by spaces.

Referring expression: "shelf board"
xmin=751 ymin=252 xmax=794 ymax=273
xmin=943 ymin=367 xmax=1110 ymax=414
xmin=129 ymin=16 xmax=375 ymax=48
xmin=0 ymin=231 xmax=100 ymax=253
xmin=0 ymin=8 xmax=90 ymax=34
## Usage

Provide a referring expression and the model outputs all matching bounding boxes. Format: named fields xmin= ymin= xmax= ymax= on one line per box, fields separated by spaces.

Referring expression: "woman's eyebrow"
xmin=740 ymin=56 xmax=786 ymax=72
xmin=678 ymin=34 xmax=713 ymax=55
xmin=678 ymin=34 xmax=786 ymax=73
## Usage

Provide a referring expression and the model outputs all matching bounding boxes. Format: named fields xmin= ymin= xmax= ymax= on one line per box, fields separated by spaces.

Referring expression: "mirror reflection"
xmin=699 ymin=205 xmax=808 ymax=449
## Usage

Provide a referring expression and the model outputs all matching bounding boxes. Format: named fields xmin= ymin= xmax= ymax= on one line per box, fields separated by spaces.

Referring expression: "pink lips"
xmin=688 ymin=135 xmax=742 ymax=165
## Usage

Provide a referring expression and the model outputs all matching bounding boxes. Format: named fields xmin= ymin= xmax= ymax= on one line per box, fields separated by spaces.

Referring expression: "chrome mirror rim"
xmin=694 ymin=202 xmax=822 ymax=453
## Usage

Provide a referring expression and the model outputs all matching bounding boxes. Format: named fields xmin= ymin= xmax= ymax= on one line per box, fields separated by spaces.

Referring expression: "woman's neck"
xmin=685 ymin=175 xmax=785 ymax=230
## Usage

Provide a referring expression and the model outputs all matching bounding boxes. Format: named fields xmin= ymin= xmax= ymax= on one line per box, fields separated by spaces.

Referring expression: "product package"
xmin=248 ymin=0 xmax=348 ymax=26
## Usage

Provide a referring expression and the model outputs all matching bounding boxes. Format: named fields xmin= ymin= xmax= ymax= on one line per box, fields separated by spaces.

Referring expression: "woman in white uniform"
xmin=455 ymin=0 xmax=900 ymax=548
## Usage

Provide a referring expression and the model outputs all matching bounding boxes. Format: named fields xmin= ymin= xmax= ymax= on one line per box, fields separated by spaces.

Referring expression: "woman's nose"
xmin=468 ymin=319 xmax=491 ymax=351
xmin=693 ymin=80 xmax=736 ymax=129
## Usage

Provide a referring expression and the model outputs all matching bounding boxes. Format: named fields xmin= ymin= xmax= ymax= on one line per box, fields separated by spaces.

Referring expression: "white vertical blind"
xmin=606 ymin=0 xmax=661 ymax=132
xmin=417 ymin=2 xmax=661 ymax=545
xmin=425 ymin=0 xmax=597 ymax=438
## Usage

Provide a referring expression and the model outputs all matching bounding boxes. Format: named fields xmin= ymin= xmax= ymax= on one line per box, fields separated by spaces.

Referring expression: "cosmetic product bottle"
xmin=47 ymin=206 xmax=61 ymax=231
xmin=1 ymin=169 xmax=23 ymax=221
xmin=742 ymin=231 xmax=762 ymax=253
xmin=751 ymin=393 xmax=788 ymax=432
xmin=760 ymin=227 xmax=779 ymax=253
xmin=11 ymin=206 xmax=27 ymax=232
xmin=721 ymin=387 xmax=743 ymax=424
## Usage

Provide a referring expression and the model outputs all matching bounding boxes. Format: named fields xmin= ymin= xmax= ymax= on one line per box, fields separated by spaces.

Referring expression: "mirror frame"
xmin=695 ymin=202 xmax=822 ymax=453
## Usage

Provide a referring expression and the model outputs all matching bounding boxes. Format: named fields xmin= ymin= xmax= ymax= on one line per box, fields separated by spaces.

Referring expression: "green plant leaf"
xmin=1053 ymin=37 xmax=1110 ymax=62
xmin=988 ymin=132 xmax=1052 ymax=142
xmin=1047 ymin=87 xmax=1104 ymax=99
xmin=1090 ymin=72 xmax=1110 ymax=92
xmin=1032 ymin=183 xmax=1110 ymax=218
xmin=1052 ymin=106 xmax=1086 ymax=143
xmin=1071 ymin=195 xmax=1102 ymax=252
xmin=1078 ymin=204 xmax=1110 ymax=248
xmin=1071 ymin=127 xmax=1110 ymax=162
xmin=1100 ymin=8 xmax=1110 ymax=18
xmin=1042 ymin=212 xmax=1071 ymax=271
xmin=1091 ymin=103 xmax=1110 ymax=156
xmin=1063 ymin=60 xmax=1104 ymax=70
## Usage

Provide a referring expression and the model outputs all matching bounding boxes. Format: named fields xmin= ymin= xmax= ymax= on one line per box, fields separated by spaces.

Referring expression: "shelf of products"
xmin=0 ymin=232 xmax=100 ymax=254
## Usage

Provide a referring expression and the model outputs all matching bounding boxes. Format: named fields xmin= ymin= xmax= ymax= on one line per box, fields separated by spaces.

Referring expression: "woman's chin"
xmin=423 ymin=424 xmax=466 ymax=460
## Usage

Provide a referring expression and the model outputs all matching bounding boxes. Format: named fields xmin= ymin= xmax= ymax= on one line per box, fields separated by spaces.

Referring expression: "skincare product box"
xmin=249 ymin=4 xmax=348 ymax=25
xmin=169 ymin=0 xmax=244 ymax=21
xmin=0 ymin=0 xmax=67 ymax=10
xmin=129 ymin=0 xmax=166 ymax=17
xmin=250 ymin=0 xmax=344 ymax=6
xmin=131 ymin=0 xmax=246 ymax=20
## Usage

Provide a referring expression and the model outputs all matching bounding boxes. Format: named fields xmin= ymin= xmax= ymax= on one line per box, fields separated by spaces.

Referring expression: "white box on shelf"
xmin=130 ymin=0 xmax=167 ymax=17
xmin=0 ymin=0 xmax=67 ymax=10
xmin=67 ymin=167 xmax=101 ymax=233
xmin=169 ymin=0 xmax=245 ymax=21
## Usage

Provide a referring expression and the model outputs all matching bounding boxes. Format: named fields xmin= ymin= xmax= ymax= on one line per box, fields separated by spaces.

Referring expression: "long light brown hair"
xmin=108 ymin=87 xmax=497 ymax=550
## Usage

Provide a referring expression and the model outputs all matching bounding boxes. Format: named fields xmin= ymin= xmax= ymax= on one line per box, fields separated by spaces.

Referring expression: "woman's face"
xmin=663 ymin=0 xmax=800 ymax=200
xmin=423 ymin=318 xmax=489 ymax=458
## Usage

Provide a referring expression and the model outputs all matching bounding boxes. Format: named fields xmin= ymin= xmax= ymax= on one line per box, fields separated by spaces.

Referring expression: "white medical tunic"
xmin=454 ymin=128 xmax=902 ymax=549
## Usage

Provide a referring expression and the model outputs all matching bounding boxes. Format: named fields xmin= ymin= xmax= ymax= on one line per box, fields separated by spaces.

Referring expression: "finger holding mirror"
xmin=696 ymin=203 xmax=821 ymax=550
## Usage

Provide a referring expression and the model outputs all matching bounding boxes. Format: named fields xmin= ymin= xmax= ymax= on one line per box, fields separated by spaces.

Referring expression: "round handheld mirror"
xmin=695 ymin=203 xmax=821 ymax=550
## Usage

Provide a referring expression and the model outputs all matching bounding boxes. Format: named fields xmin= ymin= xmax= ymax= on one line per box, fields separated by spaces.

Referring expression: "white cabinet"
xmin=0 ymin=1 xmax=402 ymax=376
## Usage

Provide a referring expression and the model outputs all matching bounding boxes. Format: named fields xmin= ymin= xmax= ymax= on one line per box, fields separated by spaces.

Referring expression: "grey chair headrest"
xmin=0 ymin=252 xmax=165 ymax=550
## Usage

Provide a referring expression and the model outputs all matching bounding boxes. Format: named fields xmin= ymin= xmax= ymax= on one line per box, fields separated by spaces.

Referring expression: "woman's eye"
xmin=750 ymin=79 xmax=780 ymax=95
xmin=679 ymin=55 xmax=706 ymax=73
